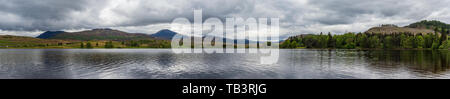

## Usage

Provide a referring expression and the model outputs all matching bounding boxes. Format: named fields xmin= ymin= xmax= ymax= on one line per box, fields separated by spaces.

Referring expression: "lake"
xmin=0 ymin=49 xmax=449 ymax=79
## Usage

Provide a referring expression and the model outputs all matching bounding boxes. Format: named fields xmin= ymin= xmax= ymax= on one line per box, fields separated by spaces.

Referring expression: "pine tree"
xmin=368 ymin=36 xmax=381 ymax=48
xmin=384 ymin=36 xmax=394 ymax=48
xmin=435 ymin=27 xmax=440 ymax=44
xmin=424 ymin=34 xmax=433 ymax=48
xmin=86 ymin=42 xmax=93 ymax=48
xmin=441 ymin=29 xmax=448 ymax=44
xmin=80 ymin=42 xmax=84 ymax=48
xmin=415 ymin=35 xmax=425 ymax=48
xmin=105 ymin=41 xmax=114 ymax=48
xmin=281 ymin=40 xmax=291 ymax=48
xmin=327 ymin=32 xmax=335 ymax=48
xmin=439 ymin=40 xmax=450 ymax=49
xmin=290 ymin=41 xmax=299 ymax=48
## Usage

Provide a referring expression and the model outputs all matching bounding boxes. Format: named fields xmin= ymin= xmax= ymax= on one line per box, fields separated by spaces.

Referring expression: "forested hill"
xmin=0 ymin=35 xmax=72 ymax=48
xmin=365 ymin=24 xmax=435 ymax=35
xmin=281 ymin=20 xmax=450 ymax=49
xmin=365 ymin=20 xmax=450 ymax=35
xmin=407 ymin=20 xmax=450 ymax=30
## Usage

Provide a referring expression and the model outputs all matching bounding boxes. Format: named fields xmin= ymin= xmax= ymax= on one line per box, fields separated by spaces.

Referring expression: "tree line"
xmin=80 ymin=40 xmax=171 ymax=48
xmin=281 ymin=28 xmax=450 ymax=49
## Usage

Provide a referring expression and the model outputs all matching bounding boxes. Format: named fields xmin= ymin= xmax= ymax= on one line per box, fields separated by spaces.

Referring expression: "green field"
xmin=0 ymin=35 xmax=171 ymax=49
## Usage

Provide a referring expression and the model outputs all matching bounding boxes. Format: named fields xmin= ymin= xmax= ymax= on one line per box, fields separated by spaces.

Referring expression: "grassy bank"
xmin=0 ymin=35 xmax=171 ymax=49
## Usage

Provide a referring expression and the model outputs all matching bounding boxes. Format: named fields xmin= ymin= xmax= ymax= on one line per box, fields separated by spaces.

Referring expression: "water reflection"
xmin=0 ymin=49 xmax=449 ymax=79
xmin=364 ymin=50 xmax=450 ymax=77
xmin=31 ymin=50 xmax=72 ymax=78
xmin=156 ymin=53 xmax=174 ymax=68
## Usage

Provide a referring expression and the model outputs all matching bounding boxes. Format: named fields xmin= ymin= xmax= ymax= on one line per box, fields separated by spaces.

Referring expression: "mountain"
xmin=36 ymin=31 xmax=66 ymax=39
xmin=365 ymin=20 xmax=450 ymax=35
xmin=365 ymin=24 xmax=435 ymax=34
xmin=0 ymin=35 xmax=70 ymax=47
xmin=150 ymin=29 xmax=178 ymax=40
xmin=42 ymin=28 xmax=154 ymax=41
xmin=407 ymin=20 xmax=450 ymax=30
xmin=149 ymin=29 xmax=262 ymax=43
xmin=36 ymin=28 xmax=258 ymax=44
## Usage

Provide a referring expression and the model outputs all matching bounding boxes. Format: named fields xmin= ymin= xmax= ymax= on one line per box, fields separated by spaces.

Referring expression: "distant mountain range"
xmin=2 ymin=29 xmax=178 ymax=48
xmin=3 ymin=20 xmax=450 ymax=48
xmin=13 ymin=20 xmax=450 ymax=43
xmin=36 ymin=28 xmax=178 ymax=41
xmin=34 ymin=28 xmax=259 ymax=43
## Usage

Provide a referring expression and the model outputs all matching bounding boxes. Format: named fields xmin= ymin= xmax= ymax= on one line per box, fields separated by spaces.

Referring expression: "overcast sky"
xmin=0 ymin=0 xmax=449 ymax=37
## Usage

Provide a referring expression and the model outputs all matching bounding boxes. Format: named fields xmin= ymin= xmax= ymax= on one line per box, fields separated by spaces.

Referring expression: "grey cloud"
xmin=0 ymin=0 xmax=449 ymax=36
xmin=305 ymin=0 xmax=435 ymax=25
xmin=0 ymin=0 xmax=88 ymax=19
xmin=0 ymin=0 xmax=92 ymax=30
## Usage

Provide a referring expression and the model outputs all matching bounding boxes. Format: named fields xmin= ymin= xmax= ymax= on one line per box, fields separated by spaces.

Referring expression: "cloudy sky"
xmin=0 ymin=0 xmax=449 ymax=38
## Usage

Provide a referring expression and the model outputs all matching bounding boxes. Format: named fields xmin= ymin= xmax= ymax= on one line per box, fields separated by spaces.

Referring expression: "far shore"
xmin=1 ymin=47 xmax=449 ymax=51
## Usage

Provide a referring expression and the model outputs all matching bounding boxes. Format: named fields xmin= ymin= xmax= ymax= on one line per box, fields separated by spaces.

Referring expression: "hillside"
xmin=366 ymin=20 xmax=450 ymax=35
xmin=0 ymin=35 xmax=74 ymax=48
xmin=281 ymin=20 xmax=450 ymax=49
xmin=407 ymin=20 xmax=450 ymax=30
xmin=150 ymin=29 xmax=178 ymax=40
xmin=36 ymin=31 xmax=66 ymax=39
xmin=44 ymin=28 xmax=154 ymax=41
xmin=365 ymin=25 xmax=435 ymax=34
xmin=0 ymin=34 xmax=171 ymax=48
xmin=1 ymin=29 xmax=175 ymax=48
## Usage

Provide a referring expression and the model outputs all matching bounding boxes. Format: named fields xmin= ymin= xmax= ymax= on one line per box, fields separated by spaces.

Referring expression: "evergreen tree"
xmin=441 ymin=29 xmax=448 ymax=45
xmin=384 ymin=36 xmax=394 ymax=48
xmin=343 ymin=33 xmax=356 ymax=49
xmin=280 ymin=31 xmax=442 ymax=49
xmin=424 ymin=34 xmax=433 ymax=48
xmin=290 ymin=41 xmax=299 ymax=48
xmin=281 ymin=40 xmax=291 ymax=48
xmin=357 ymin=33 xmax=369 ymax=48
xmin=432 ymin=41 xmax=440 ymax=49
xmin=327 ymin=32 xmax=335 ymax=48
xmin=80 ymin=42 xmax=84 ymax=48
xmin=303 ymin=36 xmax=317 ymax=48
xmin=317 ymin=32 xmax=328 ymax=48
xmin=368 ymin=36 xmax=381 ymax=48
xmin=435 ymin=27 xmax=440 ymax=44
xmin=439 ymin=40 xmax=450 ymax=49
xmin=105 ymin=41 xmax=114 ymax=48
xmin=335 ymin=35 xmax=345 ymax=48
xmin=400 ymin=34 xmax=413 ymax=48
xmin=86 ymin=42 xmax=93 ymax=48
xmin=415 ymin=35 xmax=425 ymax=48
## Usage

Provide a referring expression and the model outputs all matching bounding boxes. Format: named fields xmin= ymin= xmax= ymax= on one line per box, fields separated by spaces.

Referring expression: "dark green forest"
xmin=281 ymin=28 xmax=450 ymax=49
xmin=408 ymin=20 xmax=450 ymax=30
xmin=282 ymin=20 xmax=450 ymax=49
xmin=78 ymin=40 xmax=172 ymax=49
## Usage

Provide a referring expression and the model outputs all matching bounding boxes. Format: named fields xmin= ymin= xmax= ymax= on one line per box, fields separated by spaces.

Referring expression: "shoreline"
xmin=0 ymin=47 xmax=172 ymax=49
xmin=1 ymin=47 xmax=448 ymax=51
xmin=281 ymin=48 xmax=450 ymax=51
